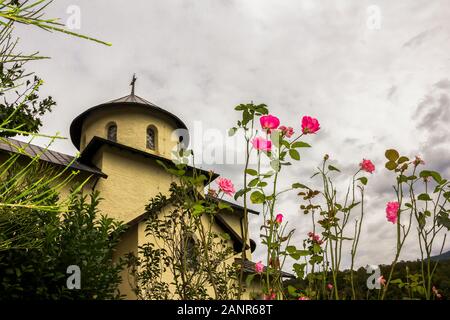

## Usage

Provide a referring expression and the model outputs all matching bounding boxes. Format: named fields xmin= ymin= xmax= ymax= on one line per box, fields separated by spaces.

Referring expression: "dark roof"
xmin=70 ymin=93 xmax=188 ymax=150
xmin=215 ymin=213 xmax=249 ymax=251
xmin=0 ymin=137 xmax=106 ymax=178
xmin=234 ymin=258 xmax=296 ymax=279
xmin=80 ymin=136 xmax=218 ymax=182
xmin=206 ymin=195 xmax=259 ymax=215
xmin=125 ymin=204 xmax=250 ymax=253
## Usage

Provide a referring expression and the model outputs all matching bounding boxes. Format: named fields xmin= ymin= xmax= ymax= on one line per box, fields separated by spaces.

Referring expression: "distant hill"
xmin=430 ymin=250 xmax=450 ymax=261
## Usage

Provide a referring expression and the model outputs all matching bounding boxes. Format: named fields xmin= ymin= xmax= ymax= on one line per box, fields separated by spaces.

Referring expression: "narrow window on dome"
xmin=146 ymin=126 xmax=156 ymax=150
xmin=106 ymin=123 xmax=117 ymax=142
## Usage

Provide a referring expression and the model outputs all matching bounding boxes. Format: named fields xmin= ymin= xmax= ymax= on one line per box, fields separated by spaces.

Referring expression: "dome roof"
xmin=70 ymin=93 xmax=188 ymax=150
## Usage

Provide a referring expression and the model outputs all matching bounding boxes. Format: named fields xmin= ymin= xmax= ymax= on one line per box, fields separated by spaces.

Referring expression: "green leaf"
xmin=245 ymin=169 xmax=258 ymax=176
xmin=242 ymin=110 xmax=252 ymax=126
xmin=328 ymin=165 xmax=340 ymax=172
xmin=430 ymin=171 xmax=442 ymax=184
xmin=417 ymin=193 xmax=432 ymax=201
xmin=419 ymin=170 xmax=431 ymax=178
xmin=288 ymin=285 xmax=298 ymax=297
xmin=248 ymin=178 xmax=259 ymax=187
xmin=289 ymin=149 xmax=300 ymax=161
xmin=418 ymin=213 xmax=426 ymax=229
xmin=221 ymin=233 xmax=231 ymax=240
xmin=357 ymin=177 xmax=368 ymax=185
xmin=397 ymin=156 xmax=409 ymax=164
xmin=286 ymin=246 xmax=309 ymax=260
xmin=246 ymin=274 xmax=256 ymax=287
xmin=437 ymin=215 xmax=450 ymax=230
xmin=293 ymin=263 xmax=306 ymax=279
xmin=313 ymin=243 xmax=321 ymax=254
xmin=286 ymin=246 xmax=297 ymax=254
xmin=228 ymin=127 xmax=237 ymax=136
xmin=292 ymin=183 xmax=308 ymax=189
xmin=167 ymin=168 xmax=185 ymax=176
xmin=234 ymin=187 xmax=251 ymax=200
xmin=155 ymin=159 xmax=168 ymax=170
xmin=218 ymin=202 xmax=232 ymax=212
xmin=385 ymin=149 xmax=399 ymax=161
xmin=250 ymin=191 xmax=265 ymax=204
xmin=281 ymin=140 xmax=291 ymax=149
xmin=391 ymin=278 xmax=404 ymax=285
xmin=419 ymin=170 xmax=442 ymax=183
xmin=291 ymin=141 xmax=311 ymax=148
xmin=192 ymin=204 xmax=205 ymax=216
xmin=270 ymin=159 xmax=280 ymax=172
xmin=263 ymin=170 xmax=276 ymax=178
xmin=385 ymin=161 xmax=397 ymax=171
xmin=257 ymin=181 xmax=268 ymax=187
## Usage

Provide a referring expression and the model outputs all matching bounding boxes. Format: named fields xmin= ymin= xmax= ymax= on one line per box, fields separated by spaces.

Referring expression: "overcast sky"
xmin=14 ymin=0 xmax=450 ymax=272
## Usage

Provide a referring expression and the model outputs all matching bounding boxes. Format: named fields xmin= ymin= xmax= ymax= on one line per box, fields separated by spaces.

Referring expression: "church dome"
xmin=70 ymin=93 xmax=188 ymax=150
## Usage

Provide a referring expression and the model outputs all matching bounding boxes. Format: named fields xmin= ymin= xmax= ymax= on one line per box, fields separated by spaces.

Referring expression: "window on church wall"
xmin=146 ymin=126 xmax=157 ymax=150
xmin=106 ymin=123 xmax=117 ymax=142
xmin=181 ymin=234 xmax=198 ymax=271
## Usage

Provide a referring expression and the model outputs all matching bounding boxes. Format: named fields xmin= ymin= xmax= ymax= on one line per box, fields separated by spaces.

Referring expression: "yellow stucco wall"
xmin=93 ymin=145 xmax=176 ymax=222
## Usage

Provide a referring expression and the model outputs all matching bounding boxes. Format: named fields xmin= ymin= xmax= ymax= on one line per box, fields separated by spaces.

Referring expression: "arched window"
xmin=106 ymin=122 xmax=117 ymax=142
xmin=146 ymin=126 xmax=157 ymax=150
xmin=181 ymin=234 xmax=198 ymax=270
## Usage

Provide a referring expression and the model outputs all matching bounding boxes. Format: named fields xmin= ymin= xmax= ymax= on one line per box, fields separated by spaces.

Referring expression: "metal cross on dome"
xmin=130 ymin=73 xmax=137 ymax=95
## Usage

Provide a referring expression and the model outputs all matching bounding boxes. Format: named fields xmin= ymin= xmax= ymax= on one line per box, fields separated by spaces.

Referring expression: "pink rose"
xmin=414 ymin=156 xmax=425 ymax=166
xmin=327 ymin=283 xmax=333 ymax=290
xmin=264 ymin=292 xmax=276 ymax=300
xmin=216 ymin=177 xmax=235 ymax=196
xmin=275 ymin=214 xmax=283 ymax=224
xmin=360 ymin=159 xmax=375 ymax=173
xmin=279 ymin=125 xmax=294 ymax=138
xmin=386 ymin=201 xmax=399 ymax=224
xmin=255 ymin=261 xmax=264 ymax=274
xmin=308 ymin=231 xmax=323 ymax=244
xmin=301 ymin=116 xmax=320 ymax=134
xmin=251 ymin=136 xmax=272 ymax=152
xmin=378 ymin=275 xmax=386 ymax=287
xmin=298 ymin=296 xmax=310 ymax=300
xmin=260 ymin=114 xmax=280 ymax=131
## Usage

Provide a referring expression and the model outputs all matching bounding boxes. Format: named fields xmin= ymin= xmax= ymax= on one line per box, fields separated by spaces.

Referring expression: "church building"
xmin=0 ymin=79 xmax=296 ymax=299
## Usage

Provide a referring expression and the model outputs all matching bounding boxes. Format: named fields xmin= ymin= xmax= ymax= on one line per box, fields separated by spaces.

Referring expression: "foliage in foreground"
xmin=286 ymin=258 xmax=450 ymax=300
xmin=127 ymin=153 xmax=240 ymax=300
xmin=0 ymin=186 xmax=126 ymax=300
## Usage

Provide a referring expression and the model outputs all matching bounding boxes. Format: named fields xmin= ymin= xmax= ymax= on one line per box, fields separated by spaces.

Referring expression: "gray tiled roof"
xmin=0 ymin=137 xmax=106 ymax=177
xmin=106 ymin=93 xmax=159 ymax=106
